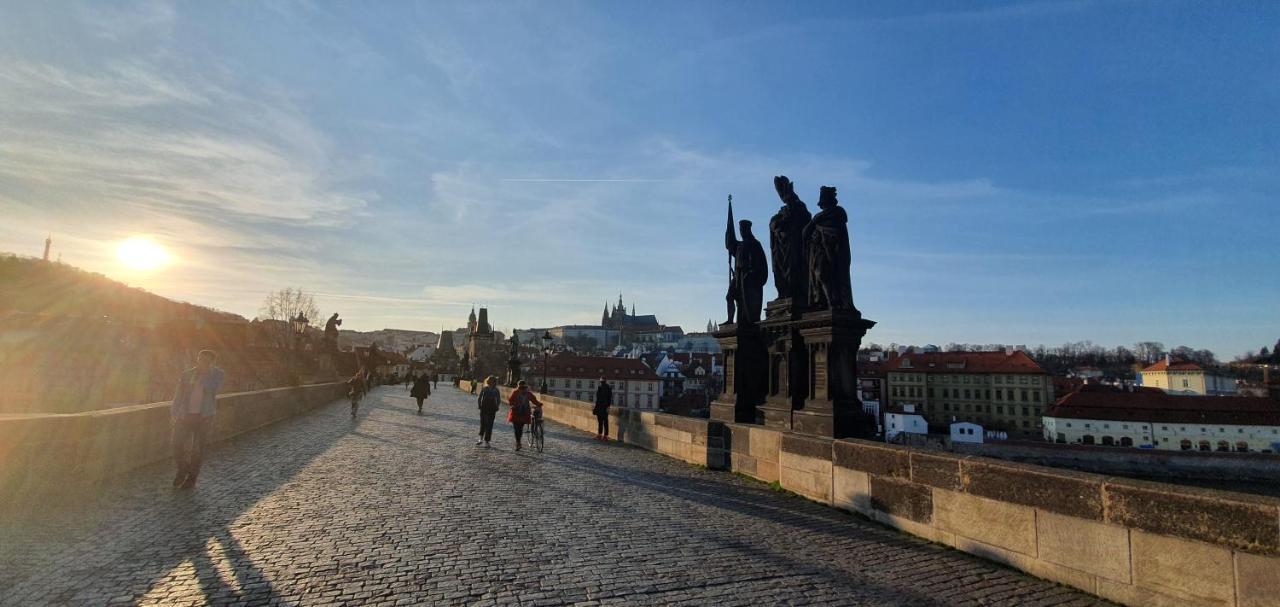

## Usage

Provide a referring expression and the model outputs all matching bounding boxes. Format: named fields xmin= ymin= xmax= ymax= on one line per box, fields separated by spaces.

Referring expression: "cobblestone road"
xmin=0 ymin=387 xmax=1111 ymax=606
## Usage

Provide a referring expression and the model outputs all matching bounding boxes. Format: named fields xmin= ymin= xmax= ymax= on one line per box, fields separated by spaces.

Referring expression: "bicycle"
xmin=528 ymin=407 xmax=545 ymax=453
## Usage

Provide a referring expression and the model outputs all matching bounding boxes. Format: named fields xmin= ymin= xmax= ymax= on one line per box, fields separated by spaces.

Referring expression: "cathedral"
xmin=601 ymin=294 xmax=659 ymax=331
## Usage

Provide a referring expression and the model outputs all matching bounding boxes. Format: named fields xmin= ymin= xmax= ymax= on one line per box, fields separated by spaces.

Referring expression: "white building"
xmin=1044 ymin=384 xmax=1280 ymax=452
xmin=950 ymin=422 xmax=984 ymax=444
xmin=885 ymin=405 xmax=929 ymax=443
xmin=531 ymin=353 xmax=662 ymax=410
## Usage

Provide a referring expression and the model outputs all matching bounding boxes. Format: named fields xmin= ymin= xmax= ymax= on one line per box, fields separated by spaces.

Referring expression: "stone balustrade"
xmin=0 ymin=382 xmax=349 ymax=496
xmin=464 ymin=380 xmax=1280 ymax=607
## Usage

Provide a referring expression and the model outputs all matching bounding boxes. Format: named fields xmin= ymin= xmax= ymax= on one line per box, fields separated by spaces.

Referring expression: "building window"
xmin=964 ymin=389 xmax=971 ymax=399
xmin=985 ymin=389 xmax=991 ymax=399
xmin=995 ymin=390 xmax=1002 ymax=401
xmin=1120 ymin=437 xmax=1133 ymax=447
xmin=928 ymin=388 xmax=935 ymax=398
xmin=1236 ymin=441 xmax=1249 ymax=452
xmin=1022 ymin=407 xmax=1030 ymax=416
xmin=1180 ymin=439 xmax=1192 ymax=450
xmin=1199 ymin=441 xmax=1211 ymax=451
xmin=1082 ymin=435 xmax=1095 ymax=445
xmin=1102 ymin=436 xmax=1114 ymax=446
xmin=1216 ymin=441 xmax=1230 ymax=452
xmin=1182 ymin=379 xmax=1189 ymax=388
xmin=1020 ymin=390 xmax=1029 ymax=402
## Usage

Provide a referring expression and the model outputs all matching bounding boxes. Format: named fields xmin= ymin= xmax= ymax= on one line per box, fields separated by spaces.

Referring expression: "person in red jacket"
xmin=507 ymin=380 xmax=542 ymax=451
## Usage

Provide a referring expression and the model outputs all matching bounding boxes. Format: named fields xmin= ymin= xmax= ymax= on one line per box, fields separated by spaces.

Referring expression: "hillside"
xmin=0 ymin=254 xmax=242 ymax=323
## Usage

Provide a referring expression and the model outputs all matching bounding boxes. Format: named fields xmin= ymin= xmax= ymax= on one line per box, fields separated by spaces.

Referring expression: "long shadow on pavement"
xmin=0 ymin=388 xmax=397 ymax=605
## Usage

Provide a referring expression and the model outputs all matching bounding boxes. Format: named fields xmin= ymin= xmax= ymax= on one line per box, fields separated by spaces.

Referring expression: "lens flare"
xmin=115 ymin=237 xmax=171 ymax=272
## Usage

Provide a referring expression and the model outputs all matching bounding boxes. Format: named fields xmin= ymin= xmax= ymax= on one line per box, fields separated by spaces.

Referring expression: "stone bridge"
xmin=1 ymin=384 xmax=1275 ymax=606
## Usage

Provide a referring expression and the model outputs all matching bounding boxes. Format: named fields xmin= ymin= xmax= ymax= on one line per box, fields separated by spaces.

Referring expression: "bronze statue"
xmin=726 ymin=219 xmax=769 ymax=325
xmin=768 ymin=176 xmax=811 ymax=303
xmin=323 ymin=313 xmax=342 ymax=350
xmin=802 ymin=186 xmax=856 ymax=311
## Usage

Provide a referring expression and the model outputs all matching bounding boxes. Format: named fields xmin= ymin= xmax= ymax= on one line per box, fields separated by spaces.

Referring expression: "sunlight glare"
xmin=115 ymin=237 xmax=171 ymax=272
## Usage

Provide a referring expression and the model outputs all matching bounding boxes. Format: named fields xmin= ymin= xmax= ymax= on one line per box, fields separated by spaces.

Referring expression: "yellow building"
xmin=885 ymin=351 xmax=1053 ymax=438
xmin=1139 ymin=358 xmax=1236 ymax=396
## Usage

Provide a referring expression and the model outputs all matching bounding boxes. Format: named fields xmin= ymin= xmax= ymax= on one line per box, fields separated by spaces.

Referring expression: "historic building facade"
xmin=1045 ymin=384 xmax=1280 ymax=452
xmin=1139 ymin=357 xmax=1237 ymax=396
xmin=529 ymin=353 xmax=662 ymax=410
xmin=883 ymin=350 xmax=1053 ymax=437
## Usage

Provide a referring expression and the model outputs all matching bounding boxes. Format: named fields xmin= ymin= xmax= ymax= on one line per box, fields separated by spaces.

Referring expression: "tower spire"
xmin=43 ymin=234 xmax=51 ymax=262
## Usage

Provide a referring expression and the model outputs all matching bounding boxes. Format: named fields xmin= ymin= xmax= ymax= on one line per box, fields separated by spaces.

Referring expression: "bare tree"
xmin=258 ymin=287 xmax=321 ymax=349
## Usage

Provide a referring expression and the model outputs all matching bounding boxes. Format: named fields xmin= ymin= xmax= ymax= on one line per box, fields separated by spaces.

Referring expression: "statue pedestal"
xmin=793 ymin=309 xmax=877 ymax=439
xmin=709 ymin=323 xmax=767 ymax=424
xmin=758 ymin=297 xmax=805 ymax=431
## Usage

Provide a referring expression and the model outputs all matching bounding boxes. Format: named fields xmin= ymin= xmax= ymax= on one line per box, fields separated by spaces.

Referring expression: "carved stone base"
xmin=711 ymin=322 xmax=767 ymax=424
xmin=758 ymin=401 xmax=793 ymax=430
xmin=793 ymin=308 xmax=877 ymax=439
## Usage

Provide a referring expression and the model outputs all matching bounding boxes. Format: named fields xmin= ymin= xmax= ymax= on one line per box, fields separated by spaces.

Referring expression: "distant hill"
xmin=0 ymin=254 xmax=243 ymax=323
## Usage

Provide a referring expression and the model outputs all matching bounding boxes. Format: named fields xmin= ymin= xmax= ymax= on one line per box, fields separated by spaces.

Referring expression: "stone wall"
xmin=0 ymin=382 xmax=349 ymax=495
xmin=957 ymin=440 xmax=1280 ymax=484
xmin=463 ymin=380 xmax=1280 ymax=606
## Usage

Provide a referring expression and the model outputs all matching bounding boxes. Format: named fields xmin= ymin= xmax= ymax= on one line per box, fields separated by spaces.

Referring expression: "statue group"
xmin=724 ymin=176 xmax=858 ymax=325
xmin=714 ymin=176 xmax=875 ymax=439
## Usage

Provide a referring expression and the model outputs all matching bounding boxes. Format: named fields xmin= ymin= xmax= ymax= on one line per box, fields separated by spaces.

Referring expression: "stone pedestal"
xmin=758 ymin=297 xmax=805 ymax=430
xmin=506 ymin=356 xmax=521 ymax=387
xmin=709 ymin=323 xmax=767 ymax=424
xmin=793 ymin=309 xmax=877 ymax=439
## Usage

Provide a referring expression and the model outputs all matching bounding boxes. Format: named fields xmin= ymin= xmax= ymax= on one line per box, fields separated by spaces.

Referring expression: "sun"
xmin=115 ymin=237 xmax=171 ymax=272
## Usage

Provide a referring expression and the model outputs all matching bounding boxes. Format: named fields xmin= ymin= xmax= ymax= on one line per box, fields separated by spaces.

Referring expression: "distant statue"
xmin=768 ymin=176 xmax=812 ymax=303
xmin=507 ymin=333 xmax=520 ymax=358
xmin=802 ymin=186 xmax=856 ymax=312
xmin=726 ymin=219 xmax=769 ymax=325
xmin=323 ymin=313 xmax=342 ymax=350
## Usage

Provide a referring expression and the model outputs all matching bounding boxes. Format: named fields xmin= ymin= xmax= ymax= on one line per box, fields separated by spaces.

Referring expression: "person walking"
xmin=170 ymin=350 xmax=224 ymax=489
xmin=476 ymin=375 xmax=501 ymax=447
xmin=410 ymin=372 xmax=432 ymax=414
xmin=347 ymin=367 xmax=367 ymax=417
xmin=433 ymin=372 xmax=439 ymax=390
xmin=593 ymin=377 xmax=613 ymax=441
xmin=470 ymin=378 xmax=478 ymax=395
xmin=507 ymin=380 xmax=541 ymax=451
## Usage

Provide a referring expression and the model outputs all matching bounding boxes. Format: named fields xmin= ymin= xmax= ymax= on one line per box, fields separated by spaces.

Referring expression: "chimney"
xmin=1165 ymin=353 xmax=1171 ymax=365
xmin=1005 ymin=345 xmax=1015 ymax=356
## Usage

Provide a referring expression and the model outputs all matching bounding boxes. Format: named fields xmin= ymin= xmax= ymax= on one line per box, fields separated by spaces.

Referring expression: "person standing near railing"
xmin=594 ymin=378 xmax=613 ymax=441
xmin=170 ymin=350 xmax=224 ymax=489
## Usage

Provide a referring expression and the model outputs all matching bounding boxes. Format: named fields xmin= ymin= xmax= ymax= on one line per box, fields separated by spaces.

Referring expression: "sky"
xmin=1 ymin=0 xmax=1277 ymax=358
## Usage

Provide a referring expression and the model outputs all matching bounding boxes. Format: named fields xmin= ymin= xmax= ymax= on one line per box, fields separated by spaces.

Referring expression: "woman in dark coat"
xmin=410 ymin=373 xmax=432 ymax=414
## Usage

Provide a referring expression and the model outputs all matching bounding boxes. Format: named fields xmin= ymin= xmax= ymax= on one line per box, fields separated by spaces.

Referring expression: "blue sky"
xmin=1 ymin=1 xmax=1277 ymax=357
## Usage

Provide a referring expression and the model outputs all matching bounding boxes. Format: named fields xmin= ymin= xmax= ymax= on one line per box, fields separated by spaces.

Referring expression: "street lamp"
xmin=540 ymin=330 xmax=553 ymax=394
xmin=291 ymin=313 xmax=308 ymax=349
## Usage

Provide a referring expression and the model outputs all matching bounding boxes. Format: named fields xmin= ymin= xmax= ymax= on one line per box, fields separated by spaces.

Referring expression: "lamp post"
xmin=540 ymin=330 xmax=553 ymax=394
xmin=293 ymin=313 xmax=310 ymax=377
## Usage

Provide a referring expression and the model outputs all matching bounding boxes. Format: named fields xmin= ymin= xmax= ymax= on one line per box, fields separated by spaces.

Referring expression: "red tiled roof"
xmin=888 ymin=351 xmax=1046 ymax=375
xmin=530 ymin=353 xmax=659 ymax=381
xmin=858 ymin=361 xmax=886 ymax=377
xmin=1141 ymin=359 xmax=1204 ymax=372
xmin=1049 ymin=384 xmax=1280 ymax=426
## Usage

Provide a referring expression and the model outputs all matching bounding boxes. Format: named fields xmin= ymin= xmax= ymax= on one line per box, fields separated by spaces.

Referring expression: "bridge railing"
xmin=463 ymin=379 xmax=1280 ymax=607
xmin=0 ymin=382 xmax=349 ymax=496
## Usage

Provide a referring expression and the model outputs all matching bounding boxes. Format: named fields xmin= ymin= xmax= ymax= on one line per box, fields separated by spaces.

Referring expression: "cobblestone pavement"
xmin=0 ymin=387 xmax=1112 ymax=606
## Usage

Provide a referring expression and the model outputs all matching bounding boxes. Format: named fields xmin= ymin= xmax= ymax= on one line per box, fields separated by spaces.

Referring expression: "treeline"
xmin=865 ymin=340 xmax=1242 ymax=379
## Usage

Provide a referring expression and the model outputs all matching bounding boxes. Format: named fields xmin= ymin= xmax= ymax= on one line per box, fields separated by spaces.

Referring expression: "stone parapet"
xmin=455 ymin=380 xmax=1280 ymax=606
xmin=0 ymin=382 xmax=349 ymax=496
